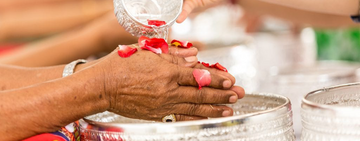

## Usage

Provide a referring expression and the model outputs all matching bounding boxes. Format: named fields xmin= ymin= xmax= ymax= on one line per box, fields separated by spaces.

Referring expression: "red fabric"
xmin=23 ymin=133 xmax=67 ymax=141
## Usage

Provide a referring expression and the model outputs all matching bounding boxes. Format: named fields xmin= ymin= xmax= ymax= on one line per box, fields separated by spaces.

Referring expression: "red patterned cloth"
xmin=23 ymin=122 xmax=80 ymax=141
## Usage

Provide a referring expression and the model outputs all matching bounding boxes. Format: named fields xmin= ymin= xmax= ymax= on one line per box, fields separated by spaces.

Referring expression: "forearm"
xmin=0 ymin=0 xmax=112 ymax=41
xmin=0 ymin=0 xmax=74 ymax=10
xmin=261 ymin=0 xmax=359 ymax=16
xmin=0 ymin=26 xmax=103 ymax=67
xmin=0 ymin=60 xmax=98 ymax=91
xmin=0 ymin=65 xmax=108 ymax=141
xmin=239 ymin=0 xmax=358 ymax=28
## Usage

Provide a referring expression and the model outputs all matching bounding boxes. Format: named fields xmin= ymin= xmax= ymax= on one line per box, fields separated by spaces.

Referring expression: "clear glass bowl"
xmin=79 ymin=93 xmax=295 ymax=141
xmin=301 ymin=82 xmax=360 ymax=141
xmin=113 ymin=0 xmax=182 ymax=40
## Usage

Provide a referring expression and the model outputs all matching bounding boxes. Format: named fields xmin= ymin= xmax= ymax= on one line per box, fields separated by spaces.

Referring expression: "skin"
xmin=177 ymin=0 xmax=222 ymax=23
xmin=0 ymin=0 xmax=112 ymax=41
xmin=0 ymin=0 xmax=79 ymax=11
xmin=238 ymin=0 xmax=359 ymax=28
xmin=0 ymin=49 xmax=245 ymax=141
xmin=260 ymin=0 xmax=359 ymax=16
xmin=0 ymin=13 xmax=137 ymax=67
xmin=177 ymin=0 xmax=359 ymax=26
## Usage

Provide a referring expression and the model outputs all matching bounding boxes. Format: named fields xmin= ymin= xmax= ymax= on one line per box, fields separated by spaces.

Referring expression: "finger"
xmin=172 ymin=104 xmax=234 ymax=118
xmin=177 ymin=67 xmax=233 ymax=89
xmin=173 ymin=87 xmax=238 ymax=104
xmin=194 ymin=63 xmax=236 ymax=85
xmin=231 ymin=86 xmax=245 ymax=99
xmin=168 ymin=46 xmax=198 ymax=57
xmin=175 ymin=115 xmax=206 ymax=121
xmin=176 ymin=0 xmax=198 ymax=23
xmin=159 ymin=53 xmax=198 ymax=67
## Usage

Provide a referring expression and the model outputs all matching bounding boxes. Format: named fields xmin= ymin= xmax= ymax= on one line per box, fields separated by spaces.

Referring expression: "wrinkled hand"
xmin=177 ymin=0 xmax=222 ymax=23
xmin=95 ymin=49 xmax=244 ymax=121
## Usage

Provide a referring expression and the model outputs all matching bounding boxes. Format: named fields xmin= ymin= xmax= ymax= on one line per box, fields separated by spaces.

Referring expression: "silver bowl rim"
xmin=82 ymin=93 xmax=291 ymax=132
xmin=302 ymin=82 xmax=360 ymax=112
xmin=121 ymin=0 xmax=183 ymax=27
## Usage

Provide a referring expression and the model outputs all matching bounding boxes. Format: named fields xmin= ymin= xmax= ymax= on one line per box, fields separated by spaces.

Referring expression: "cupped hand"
xmin=177 ymin=0 xmax=222 ymax=23
xmin=94 ymin=49 xmax=244 ymax=122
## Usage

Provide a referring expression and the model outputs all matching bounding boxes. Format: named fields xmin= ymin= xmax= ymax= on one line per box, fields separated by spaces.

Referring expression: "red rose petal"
xmin=201 ymin=62 xmax=210 ymax=67
xmin=171 ymin=39 xmax=193 ymax=48
xmin=138 ymin=36 xmax=150 ymax=48
xmin=148 ymin=20 xmax=166 ymax=26
xmin=118 ymin=45 xmax=138 ymax=58
xmin=210 ymin=63 xmax=228 ymax=72
xmin=139 ymin=37 xmax=168 ymax=54
xmin=193 ymin=69 xmax=211 ymax=90
xmin=145 ymin=38 xmax=169 ymax=54
xmin=141 ymin=44 xmax=162 ymax=54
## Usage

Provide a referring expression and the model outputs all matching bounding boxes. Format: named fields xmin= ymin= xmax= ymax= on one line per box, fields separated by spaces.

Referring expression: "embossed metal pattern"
xmin=80 ymin=93 xmax=295 ymax=141
xmin=301 ymin=82 xmax=360 ymax=141
xmin=113 ymin=0 xmax=182 ymax=39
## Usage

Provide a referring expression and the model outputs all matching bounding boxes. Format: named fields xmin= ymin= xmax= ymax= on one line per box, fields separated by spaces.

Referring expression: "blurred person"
xmin=0 ymin=13 xmax=139 ymax=67
xmin=0 ymin=0 xmax=112 ymax=42
xmin=0 ymin=1 xmax=206 ymax=67
xmin=178 ymin=0 xmax=359 ymax=26
xmin=260 ymin=0 xmax=359 ymax=18
xmin=0 ymin=47 xmax=245 ymax=140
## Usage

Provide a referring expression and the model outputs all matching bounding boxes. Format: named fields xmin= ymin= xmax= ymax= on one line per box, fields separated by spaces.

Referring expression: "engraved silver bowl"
xmin=80 ymin=93 xmax=295 ymax=141
xmin=302 ymin=82 xmax=360 ymax=141
xmin=113 ymin=0 xmax=182 ymax=40
xmin=261 ymin=61 xmax=360 ymax=137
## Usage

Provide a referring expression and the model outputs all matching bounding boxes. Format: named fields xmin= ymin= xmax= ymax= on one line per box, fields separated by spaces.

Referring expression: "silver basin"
xmin=80 ymin=93 xmax=295 ymax=141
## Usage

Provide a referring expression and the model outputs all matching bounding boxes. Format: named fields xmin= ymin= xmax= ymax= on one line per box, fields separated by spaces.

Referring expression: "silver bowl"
xmin=260 ymin=61 xmax=360 ymax=137
xmin=80 ymin=93 xmax=295 ymax=141
xmin=113 ymin=0 xmax=182 ymax=40
xmin=301 ymin=82 xmax=360 ymax=141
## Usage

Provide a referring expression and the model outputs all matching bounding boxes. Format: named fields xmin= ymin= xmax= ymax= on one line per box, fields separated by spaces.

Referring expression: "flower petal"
xmin=171 ymin=39 xmax=193 ymax=48
xmin=210 ymin=63 xmax=228 ymax=72
xmin=193 ymin=69 xmax=211 ymax=90
xmin=140 ymin=38 xmax=168 ymax=54
xmin=141 ymin=44 xmax=162 ymax=54
xmin=147 ymin=20 xmax=166 ymax=26
xmin=201 ymin=62 xmax=210 ymax=67
xmin=138 ymin=36 xmax=150 ymax=48
xmin=118 ymin=45 xmax=138 ymax=58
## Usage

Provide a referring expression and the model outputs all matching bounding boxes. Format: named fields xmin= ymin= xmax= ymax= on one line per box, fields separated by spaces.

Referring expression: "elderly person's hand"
xmin=93 ymin=49 xmax=244 ymax=121
xmin=0 ymin=46 xmax=243 ymax=140
xmin=177 ymin=0 xmax=222 ymax=23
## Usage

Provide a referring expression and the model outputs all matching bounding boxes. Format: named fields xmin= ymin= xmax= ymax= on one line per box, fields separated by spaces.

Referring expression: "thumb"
xmin=176 ymin=0 xmax=199 ymax=23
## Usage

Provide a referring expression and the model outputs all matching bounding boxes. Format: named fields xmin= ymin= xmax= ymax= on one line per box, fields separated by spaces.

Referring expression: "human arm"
xmin=238 ymin=0 xmax=358 ymax=28
xmin=0 ymin=0 xmax=112 ymax=41
xmin=0 ymin=49 xmax=244 ymax=140
xmin=0 ymin=13 xmax=135 ymax=67
xmin=260 ymin=0 xmax=359 ymax=16
xmin=0 ymin=43 xmax=198 ymax=90
xmin=0 ymin=60 xmax=97 ymax=91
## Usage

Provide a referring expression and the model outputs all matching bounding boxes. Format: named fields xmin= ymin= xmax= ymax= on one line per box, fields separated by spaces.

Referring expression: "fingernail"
xmin=229 ymin=95 xmax=238 ymax=103
xmin=223 ymin=80 xmax=231 ymax=88
xmin=190 ymin=47 xmax=198 ymax=51
xmin=185 ymin=56 xmax=197 ymax=62
xmin=222 ymin=110 xmax=232 ymax=117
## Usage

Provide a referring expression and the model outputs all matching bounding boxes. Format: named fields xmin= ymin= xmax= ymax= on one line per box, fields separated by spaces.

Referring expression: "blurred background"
xmin=0 ymin=0 xmax=359 ymax=139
